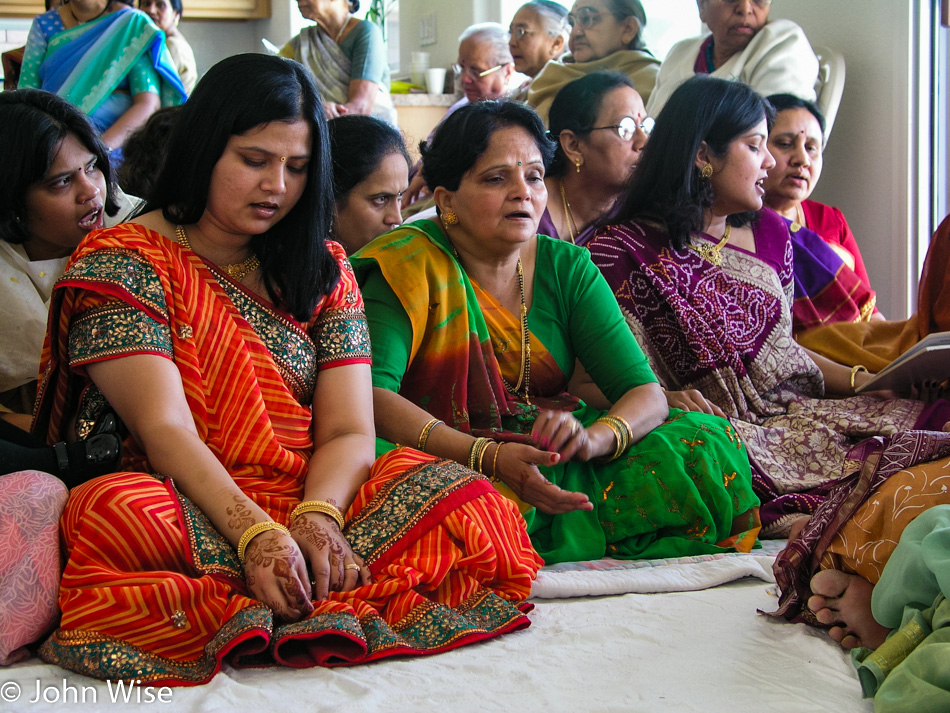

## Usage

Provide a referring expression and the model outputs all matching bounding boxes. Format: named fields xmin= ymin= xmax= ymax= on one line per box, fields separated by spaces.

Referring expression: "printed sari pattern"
xmin=588 ymin=209 xmax=949 ymax=536
xmin=354 ymin=221 xmax=760 ymax=565
xmin=32 ymin=225 xmax=541 ymax=685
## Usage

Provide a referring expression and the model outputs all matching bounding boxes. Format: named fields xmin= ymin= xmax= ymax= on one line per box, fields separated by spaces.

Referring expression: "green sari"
xmin=353 ymin=220 xmax=760 ymax=564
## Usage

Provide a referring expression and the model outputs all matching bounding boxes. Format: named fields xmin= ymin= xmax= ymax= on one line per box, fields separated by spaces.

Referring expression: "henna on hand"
xmin=226 ymin=495 xmax=257 ymax=532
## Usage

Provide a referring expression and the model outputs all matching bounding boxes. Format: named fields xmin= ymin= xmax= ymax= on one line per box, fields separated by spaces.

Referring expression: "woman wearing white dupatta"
xmin=280 ymin=0 xmax=396 ymax=125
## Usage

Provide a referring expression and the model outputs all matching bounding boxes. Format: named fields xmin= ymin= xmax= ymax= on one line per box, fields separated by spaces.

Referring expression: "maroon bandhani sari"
xmin=587 ymin=209 xmax=950 ymax=539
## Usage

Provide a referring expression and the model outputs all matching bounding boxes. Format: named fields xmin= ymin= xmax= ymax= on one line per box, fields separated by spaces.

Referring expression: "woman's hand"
xmin=530 ymin=408 xmax=594 ymax=463
xmin=663 ymin=389 xmax=727 ymax=418
xmin=289 ymin=512 xmax=371 ymax=600
xmin=324 ymin=102 xmax=348 ymax=120
xmin=400 ymin=172 xmax=430 ymax=209
xmin=494 ymin=442 xmax=592 ymax=514
xmin=242 ymin=528 xmax=314 ymax=622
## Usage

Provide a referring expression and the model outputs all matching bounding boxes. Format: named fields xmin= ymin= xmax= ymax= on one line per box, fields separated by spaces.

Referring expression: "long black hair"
xmin=0 ymin=89 xmax=119 ymax=245
xmin=421 ymin=100 xmax=555 ymax=194
xmin=147 ymin=53 xmax=338 ymax=322
xmin=614 ymin=75 xmax=773 ymax=250
xmin=548 ymin=70 xmax=635 ymax=177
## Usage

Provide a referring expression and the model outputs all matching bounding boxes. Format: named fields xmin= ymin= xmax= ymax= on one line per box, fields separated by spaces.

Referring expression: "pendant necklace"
xmin=176 ymin=225 xmax=261 ymax=281
xmin=688 ymin=223 xmax=731 ymax=266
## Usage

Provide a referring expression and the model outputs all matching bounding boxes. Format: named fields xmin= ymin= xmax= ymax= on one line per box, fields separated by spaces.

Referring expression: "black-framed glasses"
xmin=508 ymin=26 xmax=540 ymax=40
xmin=586 ymin=115 xmax=654 ymax=140
xmin=567 ymin=8 xmax=602 ymax=30
xmin=452 ymin=62 xmax=507 ymax=79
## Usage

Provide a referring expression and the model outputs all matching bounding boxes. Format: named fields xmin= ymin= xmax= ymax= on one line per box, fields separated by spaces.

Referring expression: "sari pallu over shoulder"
xmin=32 ymin=224 xmax=542 ymax=683
xmin=588 ymin=210 xmax=950 ymax=538
xmin=36 ymin=7 xmax=186 ymax=116
xmin=355 ymin=220 xmax=761 ymax=565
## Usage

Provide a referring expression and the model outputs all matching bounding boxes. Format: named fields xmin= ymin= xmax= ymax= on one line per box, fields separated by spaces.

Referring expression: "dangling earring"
xmin=442 ymin=211 xmax=459 ymax=226
xmin=700 ymin=163 xmax=714 ymax=179
xmin=575 ymin=160 xmax=582 ymax=174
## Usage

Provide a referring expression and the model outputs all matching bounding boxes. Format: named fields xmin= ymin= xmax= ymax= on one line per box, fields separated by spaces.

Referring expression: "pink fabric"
xmin=0 ymin=470 xmax=67 ymax=665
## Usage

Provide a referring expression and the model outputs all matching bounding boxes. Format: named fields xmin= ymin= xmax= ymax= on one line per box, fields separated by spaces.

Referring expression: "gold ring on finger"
xmin=344 ymin=563 xmax=361 ymax=572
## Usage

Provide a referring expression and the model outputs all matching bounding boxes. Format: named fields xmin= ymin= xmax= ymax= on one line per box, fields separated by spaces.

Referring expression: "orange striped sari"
xmin=32 ymin=225 xmax=542 ymax=685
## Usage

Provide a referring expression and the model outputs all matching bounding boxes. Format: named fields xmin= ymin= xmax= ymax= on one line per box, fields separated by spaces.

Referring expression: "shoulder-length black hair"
xmin=548 ymin=70 xmax=635 ymax=177
xmin=0 ymin=89 xmax=119 ymax=245
xmin=421 ymin=100 xmax=555 ymax=193
xmin=614 ymin=75 xmax=773 ymax=250
xmin=148 ymin=53 xmax=337 ymax=322
xmin=767 ymin=93 xmax=826 ymax=138
xmin=328 ymin=115 xmax=410 ymax=202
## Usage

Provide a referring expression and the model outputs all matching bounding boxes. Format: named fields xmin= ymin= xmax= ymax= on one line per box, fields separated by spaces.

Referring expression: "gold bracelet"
xmin=476 ymin=438 xmax=493 ymax=474
xmin=594 ymin=417 xmax=627 ymax=461
xmin=849 ymin=365 xmax=868 ymax=394
xmin=490 ymin=442 xmax=504 ymax=483
xmin=468 ymin=437 xmax=491 ymax=472
xmin=607 ymin=415 xmax=634 ymax=446
xmin=417 ymin=418 xmax=444 ymax=452
xmin=289 ymin=500 xmax=345 ymax=530
xmin=237 ymin=521 xmax=291 ymax=564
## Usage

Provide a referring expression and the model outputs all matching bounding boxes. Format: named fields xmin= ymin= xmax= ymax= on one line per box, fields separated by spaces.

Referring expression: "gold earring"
xmin=700 ymin=163 xmax=713 ymax=179
xmin=442 ymin=211 xmax=459 ymax=226
xmin=575 ymin=160 xmax=581 ymax=174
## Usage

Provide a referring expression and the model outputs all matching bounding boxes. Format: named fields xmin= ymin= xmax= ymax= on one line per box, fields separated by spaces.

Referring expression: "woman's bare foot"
xmin=807 ymin=569 xmax=891 ymax=650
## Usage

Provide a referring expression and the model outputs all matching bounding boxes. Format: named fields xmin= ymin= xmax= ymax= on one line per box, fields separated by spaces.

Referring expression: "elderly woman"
xmin=32 ymin=54 xmax=541 ymax=684
xmin=352 ymin=100 xmax=759 ymax=566
xmin=18 ymin=0 xmax=186 ymax=155
xmin=527 ymin=0 xmax=660 ymax=126
xmin=139 ymin=0 xmax=196 ymax=93
xmin=507 ymin=1 xmax=569 ymax=100
xmin=328 ymin=114 xmax=410 ymax=254
xmin=540 ymin=70 xmax=648 ymax=245
xmin=280 ymin=0 xmax=396 ymax=124
xmin=647 ymin=0 xmax=818 ymax=116
xmin=402 ymin=22 xmax=515 ymax=208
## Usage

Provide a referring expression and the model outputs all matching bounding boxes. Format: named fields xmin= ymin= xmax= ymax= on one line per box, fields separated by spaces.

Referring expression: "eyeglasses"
xmin=709 ymin=0 xmax=771 ymax=7
xmin=586 ymin=115 xmax=654 ymax=140
xmin=452 ymin=63 xmax=507 ymax=80
xmin=508 ymin=26 xmax=540 ymax=40
xmin=567 ymin=8 xmax=603 ymax=30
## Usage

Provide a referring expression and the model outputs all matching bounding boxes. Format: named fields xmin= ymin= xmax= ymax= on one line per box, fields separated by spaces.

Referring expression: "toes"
xmin=810 ymin=568 xmax=852 ymax=598
xmin=839 ymin=632 xmax=863 ymax=650
xmin=807 ymin=594 xmax=828 ymax=613
xmin=827 ymin=625 xmax=847 ymax=643
xmin=814 ymin=606 xmax=840 ymax=626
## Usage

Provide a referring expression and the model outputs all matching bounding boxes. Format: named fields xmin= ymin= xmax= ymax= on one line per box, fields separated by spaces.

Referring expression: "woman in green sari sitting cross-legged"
xmin=351 ymin=99 xmax=760 ymax=565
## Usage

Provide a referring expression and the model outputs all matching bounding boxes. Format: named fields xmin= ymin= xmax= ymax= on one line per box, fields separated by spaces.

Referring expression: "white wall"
xmin=770 ymin=0 xmax=932 ymax=319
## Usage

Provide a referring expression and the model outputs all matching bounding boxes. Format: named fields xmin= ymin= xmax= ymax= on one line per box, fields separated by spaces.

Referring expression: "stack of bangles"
xmin=469 ymin=437 xmax=494 ymax=474
xmin=849 ymin=364 xmax=868 ymax=394
xmin=236 ymin=521 xmax=291 ymax=564
xmin=594 ymin=415 xmax=635 ymax=461
xmin=417 ymin=418 xmax=443 ymax=452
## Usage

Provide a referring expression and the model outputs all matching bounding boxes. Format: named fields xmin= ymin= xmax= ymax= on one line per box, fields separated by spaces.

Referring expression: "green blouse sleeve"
xmin=359 ymin=265 xmax=412 ymax=392
xmin=560 ymin=243 xmax=658 ymax=402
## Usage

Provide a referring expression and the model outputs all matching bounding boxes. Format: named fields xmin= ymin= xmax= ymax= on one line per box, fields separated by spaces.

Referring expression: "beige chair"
xmin=812 ymin=44 xmax=846 ymax=142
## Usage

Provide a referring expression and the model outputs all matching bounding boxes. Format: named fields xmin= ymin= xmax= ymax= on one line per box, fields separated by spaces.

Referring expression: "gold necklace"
xmin=688 ymin=223 xmax=731 ymax=266
xmin=559 ymin=181 xmax=578 ymax=244
xmin=498 ymin=259 xmax=531 ymax=405
xmin=176 ymin=225 xmax=260 ymax=281
xmin=795 ymin=203 xmax=806 ymax=228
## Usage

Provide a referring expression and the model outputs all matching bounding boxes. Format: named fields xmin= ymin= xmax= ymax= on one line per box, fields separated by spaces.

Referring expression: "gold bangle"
xmin=468 ymin=437 xmax=491 ymax=472
xmin=476 ymin=438 xmax=493 ymax=474
xmin=594 ymin=417 xmax=627 ymax=461
xmin=237 ymin=521 xmax=291 ymax=564
xmin=607 ymin=415 xmax=634 ymax=446
xmin=417 ymin=418 xmax=443 ymax=452
xmin=490 ymin=442 xmax=504 ymax=483
xmin=849 ymin=365 xmax=868 ymax=394
xmin=289 ymin=500 xmax=345 ymax=530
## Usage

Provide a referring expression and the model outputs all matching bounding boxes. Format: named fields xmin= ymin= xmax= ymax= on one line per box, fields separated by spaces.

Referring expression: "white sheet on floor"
xmin=3 ymin=559 xmax=870 ymax=713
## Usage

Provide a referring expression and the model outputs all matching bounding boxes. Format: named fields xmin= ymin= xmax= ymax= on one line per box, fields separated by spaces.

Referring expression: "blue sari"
xmin=19 ymin=7 xmax=185 ymax=133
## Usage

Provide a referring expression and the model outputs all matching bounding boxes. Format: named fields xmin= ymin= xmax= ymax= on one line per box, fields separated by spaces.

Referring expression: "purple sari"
xmin=588 ymin=209 xmax=950 ymax=536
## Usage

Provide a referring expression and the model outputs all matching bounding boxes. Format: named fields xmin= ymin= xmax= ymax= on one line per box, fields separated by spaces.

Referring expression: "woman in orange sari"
xmin=32 ymin=53 xmax=541 ymax=685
